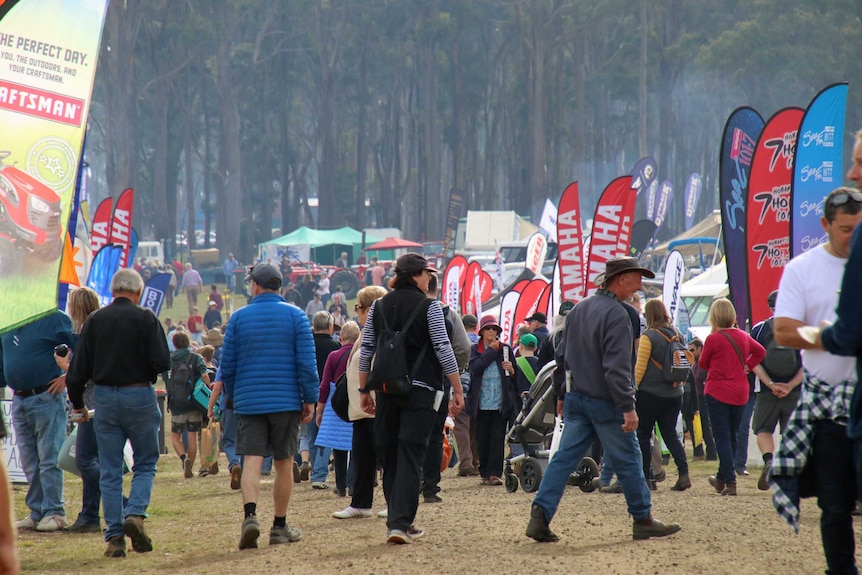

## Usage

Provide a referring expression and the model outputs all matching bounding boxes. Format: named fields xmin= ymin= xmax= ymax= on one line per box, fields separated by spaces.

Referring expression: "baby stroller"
xmin=503 ymin=361 xmax=598 ymax=493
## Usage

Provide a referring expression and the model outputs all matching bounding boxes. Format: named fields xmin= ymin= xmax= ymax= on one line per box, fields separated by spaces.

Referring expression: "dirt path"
xmin=14 ymin=457 xmax=855 ymax=574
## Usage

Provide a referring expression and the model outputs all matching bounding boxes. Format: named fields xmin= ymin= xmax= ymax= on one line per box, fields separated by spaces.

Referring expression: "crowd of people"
xmin=5 ymin=136 xmax=862 ymax=571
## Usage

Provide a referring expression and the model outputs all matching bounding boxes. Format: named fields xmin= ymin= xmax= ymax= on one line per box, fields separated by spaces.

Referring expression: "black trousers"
xmin=697 ymin=392 xmax=718 ymax=459
xmin=635 ymin=390 xmax=688 ymax=479
xmin=349 ymin=418 xmax=377 ymax=509
xmin=422 ymin=392 xmax=450 ymax=497
xmin=476 ymin=409 xmax=508 ymax=479
xmin=375 ymin=387 xmax=438 ymax=532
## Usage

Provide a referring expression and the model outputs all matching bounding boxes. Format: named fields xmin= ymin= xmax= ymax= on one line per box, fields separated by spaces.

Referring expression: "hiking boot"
xmin=600 ymin=482 xmax=624 ymax=494
xmin=721 ymin=483 xmax=737 ymax=496
xmin=104 ymin=536 xmax=126 ymax=558
xmin=63 ymin=520 xmax=102 ymax=533
xmin=269 ymin=524 xmax=301 ymax=545
xmin=183 ymin=458 xmax=193 ymax=479
xmin=35 ymin=515 xmax=67 ymax=532
xmin=423 ymin=494 xmax=443 ymax=503
xmin=526 ymin=505 xmax=559 ymax=543
xmin=230 ymin=465 xmax=242 ymax=490
xmin=122 ymin=515 xmax=153 ymax=553
xmin=293 ymin=461 xmax=301 ymax=483
xmin=299 ymin=461 xmax=311 ymax=481
xmin=670 ymin=474 xmax=692 ymax=492
xmin=633 ymin=515 xmax=681 ymax=540
xmin=708 ymin=475 xmax=726 ymax=493
xmin=758 ymin=460 xmax=772 ymax=491
xmin=238 ymin=515 xmax=260 ymax=550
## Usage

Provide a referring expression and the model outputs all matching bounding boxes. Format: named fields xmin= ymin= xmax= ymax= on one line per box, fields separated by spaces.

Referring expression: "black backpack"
xmin=757 ymin=319 xmax=801 ymax=381
xmin=168 ymin=355 xmax=200 ymax=413
xmin=648 ymin=328 xmax=693 ymax=385
xmin=366 ymin=299 xmax=430 ymax=396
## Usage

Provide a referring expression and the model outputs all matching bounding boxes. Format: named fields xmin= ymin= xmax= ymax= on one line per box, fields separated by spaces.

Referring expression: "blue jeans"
xmin=94 ymin=385 xmax=161 ymax=541
xmin=600 ymin=453 xmax=616 ymax=485
xmin=220 ymin=408 xmax=240 ymax=469
xmin=75 ymin=420 xmax=102 ymax=525
xmin=533 ymin=392 xmax=651 ymax=522
xmin=307 ymin=418 xmax=321 ymax=470
xmin=734 ymin=392 xmax=756 ymax=472
xmin=312 ymin=444 xmax=332 ymax=482
xmin=12 ymin=391 xmax=67 ymax=520
xmin=705 ymin=395 xmax=742 ymax=484
xmin=814 ymin=420 xmax=858 ymax=575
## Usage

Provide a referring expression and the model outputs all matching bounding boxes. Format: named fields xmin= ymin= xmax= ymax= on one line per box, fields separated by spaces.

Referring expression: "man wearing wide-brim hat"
xmin=526 ymin=256 xmax=681 ymax=543
xmin=201 ymin=328 xmax=224 ymax=348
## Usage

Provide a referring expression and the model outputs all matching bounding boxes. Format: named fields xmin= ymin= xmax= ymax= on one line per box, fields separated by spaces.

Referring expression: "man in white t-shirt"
xmin=772 ymin=186 xmax=862 ymax=574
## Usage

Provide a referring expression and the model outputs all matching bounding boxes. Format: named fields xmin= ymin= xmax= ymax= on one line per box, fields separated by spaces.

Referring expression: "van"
xmin=137 ymin=241 xmax=165 ymax=266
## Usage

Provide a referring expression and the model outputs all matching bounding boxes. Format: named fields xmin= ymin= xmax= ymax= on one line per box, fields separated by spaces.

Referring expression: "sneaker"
xmin=377 ymin=509 xmax=388 ymax=519
xmin=104 ymin=536 xmax=126 ymax=558
xmin=758 ymin=460 xmax=772 ymax=491
xmin=423 ymin=494 xmax=443 ymax=503
xmin=600 ymin=481 xmax=624 ymax=494
xmin=35 ymin=515 xmax=68 ymax=532
xmin=269 ymin=524 xmax=301 ymax=545
xmin=122 ymin=515 xmax=153 ymax=553
xmin=15 ymin=517 xmax=37 ymax=530
xmin=311 ymin=482 xmax=329 ymax=490
xmin=183 ymin=458 xmax=193 ymax=479
xmin=238 ymin=515 xmax=260 ymax=550
xmin=526 ymin=505 xmax=559 ymax=542
xmin=63 ymin=521 xmax=102 ymax=533
xmin=198 ymin=468 xmax=210 ymax=477
xmin=387 ymin=529 xmax=412 ymax=544
xmin=332 ymin=506 xmax=372 ymax=519
xmin=293 ymin=461 xmax=301 ymax=483
xmin=209 ymin=462 xmax=219 ymax=475
xmin=299 ymin=462 xmax=311 ymax=481
xmin=406 ymin=526 xmax=425 ymax=540
xmin=736 ymin=467 xmax=750 ymax=476
xmin=632 ymin=515 xmax=681 ymax=540
xmin=230 ymin=465 xmax=242 ymax=490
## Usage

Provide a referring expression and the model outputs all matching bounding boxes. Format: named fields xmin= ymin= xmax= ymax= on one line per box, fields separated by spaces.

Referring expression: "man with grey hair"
xmin=67 ymin=268 xmax=171 ymax=558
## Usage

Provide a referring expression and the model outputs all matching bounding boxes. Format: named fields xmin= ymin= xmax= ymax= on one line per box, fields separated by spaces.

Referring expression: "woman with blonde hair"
xmin=56 ymin=287 xmax=103 ymax=532
xmin=698 ymin=298 xmax=765 ymax=496
xmin=634 ymin=299 xmax=690 ymax=491
xmin=332 ymin=286 xmax=387 ymax=519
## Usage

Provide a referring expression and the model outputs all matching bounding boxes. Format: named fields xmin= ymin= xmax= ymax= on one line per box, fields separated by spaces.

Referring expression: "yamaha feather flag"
xmin=792 ymin=83 xmax=848 ymax=257
xmin=90 ymin=196 xmax=112 ymax=253
xmin=109 ymin=188 xmax=134 ymax=268
xmin=584 ymin=176 xmax=637 ymax=296
xmin=719 ymin=107 xmax=764 ymax=331
xmin=746 ymin=107 xmax=803 ymax=326
xmin=0 ymin=0 xmax=109 ymax=333
xmin=556 ymin=181 xmax=586 ymax=303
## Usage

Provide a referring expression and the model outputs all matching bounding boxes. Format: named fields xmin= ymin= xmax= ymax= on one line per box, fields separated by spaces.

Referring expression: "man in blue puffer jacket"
xmin=220 ymin=263 xmax=319 ymax=551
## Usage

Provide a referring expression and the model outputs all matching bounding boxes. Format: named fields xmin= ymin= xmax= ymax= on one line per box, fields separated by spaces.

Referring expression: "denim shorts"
xmin=236 ymin=411 xmax=301 ymax=460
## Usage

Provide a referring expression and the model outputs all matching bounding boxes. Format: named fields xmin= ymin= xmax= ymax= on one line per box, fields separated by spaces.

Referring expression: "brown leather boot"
xmin=670 ymin=474 xmax=691 ymax=491
xmin=633 ymin=514 xmax=682 ymax=540
xmin=721 ymin=482 xmax=737 ymax=496
xmin=526 ymin=505 xmax=559 ymax=542
xmin=707 ymin=475 xmax=725 ymax=493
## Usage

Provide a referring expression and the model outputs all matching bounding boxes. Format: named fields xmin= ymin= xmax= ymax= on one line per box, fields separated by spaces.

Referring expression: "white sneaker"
xmin=377 ymin=508 xmax=388 ymax=518
xmin=16 ymin=517 xmax=37 ymax=530
xmin=332 ymin=506 xmax=372 ymax=519
xmin=35 ymin=515 xmax=68 ymax=532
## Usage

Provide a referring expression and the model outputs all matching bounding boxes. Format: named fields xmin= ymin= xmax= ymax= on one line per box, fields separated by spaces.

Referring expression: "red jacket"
xmin=700 ymin=328 xmax=765 ymax=406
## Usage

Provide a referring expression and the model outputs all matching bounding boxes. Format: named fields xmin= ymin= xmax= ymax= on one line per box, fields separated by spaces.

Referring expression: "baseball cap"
xmin=394 ymin=252 xmax=439 ymax=276
xmin=519 ymin=333 xmax=538 ymax=348
xmin=524 ymin=312 xmax=547 ymax=324
xmin=208 ymin=300 xmax=217 ymax=306
xmin=559 ymin=301 xmax=575 ymax=315
xmin=245 ymin=263 xmax=282 ymax=290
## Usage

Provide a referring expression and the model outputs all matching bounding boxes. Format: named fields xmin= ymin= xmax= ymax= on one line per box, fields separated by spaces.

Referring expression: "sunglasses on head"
xmin=828 ymin=188 xmax=862 ymax=207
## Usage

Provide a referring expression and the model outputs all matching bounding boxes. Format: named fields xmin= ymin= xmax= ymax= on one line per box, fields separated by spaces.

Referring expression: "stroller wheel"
xmin=519 ymin=457 xmax=543 ymax=493
xmin=576 ymin=457 xmax=600 ymax=492
xmin=505 ymin=472 xmax=519 ymax=493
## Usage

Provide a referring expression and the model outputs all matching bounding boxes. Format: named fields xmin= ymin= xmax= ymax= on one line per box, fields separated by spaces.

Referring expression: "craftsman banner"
xmin=584 ymin=176 xmax=638 ymax=296
xmin=719 ymin=107 xmax=765 ymax=331
xmin=746 ymin=107 xmax=804 ymax=326
xmin=0 ymin=0 xmax=109 ymax=334
xmin=792 ymin=83 xmax=848 ymax=257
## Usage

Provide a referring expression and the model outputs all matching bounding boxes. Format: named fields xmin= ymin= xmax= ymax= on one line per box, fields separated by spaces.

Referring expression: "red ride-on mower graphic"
xmin=0 ymin=151 xmax=63 ymax=273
